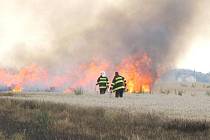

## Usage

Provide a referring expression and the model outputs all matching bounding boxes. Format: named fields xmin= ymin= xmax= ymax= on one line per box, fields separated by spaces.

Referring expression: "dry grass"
xmin=2 ymin=92 xmax=210 ymax=121
xmin=0 ymin=98 xmax=209 ymax=140
xmin=73 ymin=87 xmax=85 ymax=95
xmin=0 ymin=93 xmax=15 ymax=97
xmin=153 ymin=82 xmax=210 ymax=95
xmin=206 ymin=90 xmax=210 ymax=96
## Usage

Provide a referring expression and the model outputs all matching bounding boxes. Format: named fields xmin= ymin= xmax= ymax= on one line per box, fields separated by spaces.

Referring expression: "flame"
xmin=0 ymin=64 xmax=49 ymax=91
xmin=119 ymin=53 xmax=154 ymax=93
xmin=12 ymin=85 xmax=22 ymax=93
xmin=65 ymin=59 xmax=110 ymax=92
xmin=127 ymin=80 xmax=135 ymax=93
xmin=0 ymin=53 xmax=155 ymax=93
xmin=141 ymin=84 xmax=150 ymax=93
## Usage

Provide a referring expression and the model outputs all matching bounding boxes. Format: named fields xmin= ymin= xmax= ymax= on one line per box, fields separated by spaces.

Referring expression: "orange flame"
xmin=141 ymin=84 xmax=150 ymax=93
xmin=0 ymin=64 xmax=49 ymax=90
xmin=0 ymin=53 xmax=155 ymax=94
xmin=119 ymin=53 xmax=153 ymax=93
xmin=65 ymin=59 xmax=110 ymax=92
xmin=12 ymin=85 xmax=22 ymax=93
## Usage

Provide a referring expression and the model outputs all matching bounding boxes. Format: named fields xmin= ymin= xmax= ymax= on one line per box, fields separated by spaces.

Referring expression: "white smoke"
xmin=0 ymin=0 xmax=207 ymax=73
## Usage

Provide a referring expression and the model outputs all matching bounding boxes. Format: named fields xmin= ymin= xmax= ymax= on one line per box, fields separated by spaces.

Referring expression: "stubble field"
xmin=0 ymin=82 xmax=210 ymax=139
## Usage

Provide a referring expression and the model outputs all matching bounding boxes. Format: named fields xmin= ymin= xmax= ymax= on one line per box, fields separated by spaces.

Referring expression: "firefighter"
xmin=96 ymin=71 xmax=109 ymax=94
xmin=110 ymin=72 xmax=127 ymax=98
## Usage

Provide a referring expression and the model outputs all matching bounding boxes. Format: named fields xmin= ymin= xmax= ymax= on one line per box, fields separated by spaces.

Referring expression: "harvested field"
xmin=0 ymin=98 xmax=209 ymax=140
xmin=1 ymin=91 xmax=210 ymax=121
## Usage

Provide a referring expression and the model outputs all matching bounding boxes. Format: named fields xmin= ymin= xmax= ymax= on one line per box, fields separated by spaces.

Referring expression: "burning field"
xmin=0 ymin=0 xmax=206 ymax=93
xmin=0 ymin=53 xmax=154 ymax=93
xmin=1 ymin=0 xmax=210 ymax=139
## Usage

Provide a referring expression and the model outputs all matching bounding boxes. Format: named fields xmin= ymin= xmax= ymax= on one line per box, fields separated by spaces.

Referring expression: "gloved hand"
xmin=109 ymin=87 xmax=113 ymax=93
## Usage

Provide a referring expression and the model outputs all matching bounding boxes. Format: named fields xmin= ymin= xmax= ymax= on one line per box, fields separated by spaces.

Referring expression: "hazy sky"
xmin=176 ymin=0 xmax=210 ymax=73
xmin=177 ymin=38 xmax=210 ymax=73
xmin=0 ymin=0 xmax=210 ymax=73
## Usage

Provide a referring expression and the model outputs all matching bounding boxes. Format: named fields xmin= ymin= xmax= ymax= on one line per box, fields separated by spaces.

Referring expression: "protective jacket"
xmin=96 ymin=76 xmax=109 ymax=89
xmin=111 ymin=75 xmax=126 ymax=92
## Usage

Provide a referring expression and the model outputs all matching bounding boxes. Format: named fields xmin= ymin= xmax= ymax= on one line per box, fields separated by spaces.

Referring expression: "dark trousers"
xmin=115 ymin=89 xmax=124 ymax=98
xmin=100 ymin=88 xmax=107 ymax=94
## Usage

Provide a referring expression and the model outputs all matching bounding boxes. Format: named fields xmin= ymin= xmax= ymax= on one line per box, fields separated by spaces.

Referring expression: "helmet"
xmin=101 ymin=71 xmax=106 ymax=77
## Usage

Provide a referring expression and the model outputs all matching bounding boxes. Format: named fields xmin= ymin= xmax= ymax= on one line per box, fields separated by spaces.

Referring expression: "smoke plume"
xmin=0 ymin=0 xmax=205 ymax=91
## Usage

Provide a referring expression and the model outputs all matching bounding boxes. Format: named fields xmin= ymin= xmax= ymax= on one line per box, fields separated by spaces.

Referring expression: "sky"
xmin=177 ymin=37 xmax=210 ymax=73
xmin=0 ymin=0 xmax=210 ymax=73
xmin=176 ymin=0 xmax=210 ymax=73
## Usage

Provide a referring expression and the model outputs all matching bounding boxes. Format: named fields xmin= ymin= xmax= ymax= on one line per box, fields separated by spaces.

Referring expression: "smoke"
xmin=0 ymin=0 xmax=198 ymax=68
xmin=0 ymin=0 xmax=205 ymax=91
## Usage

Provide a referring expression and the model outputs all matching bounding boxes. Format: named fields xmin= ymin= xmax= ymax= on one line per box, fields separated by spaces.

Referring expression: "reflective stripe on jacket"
xmin=97 ymin=76 xmax=109 ymax=89
xmin=111 ymin=75 xmax=126 ymax=92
